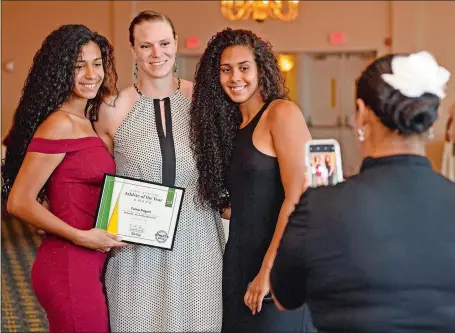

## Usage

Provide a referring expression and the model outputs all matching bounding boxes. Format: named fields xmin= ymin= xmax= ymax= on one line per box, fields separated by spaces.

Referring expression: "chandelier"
xmin=221 ymin=0 xmax=300 ymax=23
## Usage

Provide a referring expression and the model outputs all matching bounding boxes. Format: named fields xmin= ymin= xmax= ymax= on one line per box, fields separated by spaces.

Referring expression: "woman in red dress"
xmin=1 ymin=24 xmax=126 ymax=332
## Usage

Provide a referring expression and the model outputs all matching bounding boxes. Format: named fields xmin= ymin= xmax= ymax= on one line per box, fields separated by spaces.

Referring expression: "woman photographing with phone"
xmin=271 ymin=51 xmax=455 ymax=333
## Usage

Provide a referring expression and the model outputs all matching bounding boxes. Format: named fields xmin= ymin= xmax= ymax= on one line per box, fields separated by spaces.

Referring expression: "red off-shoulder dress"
xmin=27 ymin=137 xmax=115 ymax=332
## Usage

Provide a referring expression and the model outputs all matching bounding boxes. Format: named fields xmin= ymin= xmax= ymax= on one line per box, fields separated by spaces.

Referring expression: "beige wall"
xmin=392 ymin=1 xmax=455 ymax=126
xmin=391 ymin=1 xmax=455 ymax=170
xmin=0 ymin=0 xmax=390 ymax=138
xmin=2 ymin=1 xmax=454 ymax=168
xmin=133 ymin=1 xmax=389 ymax=54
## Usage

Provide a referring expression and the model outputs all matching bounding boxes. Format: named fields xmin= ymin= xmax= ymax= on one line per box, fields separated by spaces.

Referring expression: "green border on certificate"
xmin=94 ymin=174 xmax=185 ymax=251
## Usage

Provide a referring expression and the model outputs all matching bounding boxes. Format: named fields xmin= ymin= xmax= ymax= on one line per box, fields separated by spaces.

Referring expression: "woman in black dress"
xmin=271 ymin=51 xmax=455 ymax=332
xmin=190 ymin=28 xmax=315 ymax=332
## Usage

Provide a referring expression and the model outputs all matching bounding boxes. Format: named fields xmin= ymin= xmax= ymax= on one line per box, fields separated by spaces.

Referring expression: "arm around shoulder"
xmin=94 ymin=95 xmax=118 ymax=153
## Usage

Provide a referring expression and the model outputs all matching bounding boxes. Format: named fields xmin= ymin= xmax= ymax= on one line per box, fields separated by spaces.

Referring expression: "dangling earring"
xmin=428 ymin=127 xmax=435 ymax=140
xmin=134 ymin=63 xmax=138 ymax=79
xmin=174 ymin=57 xmax=178 ymax=74
xmin=357 ymin=128 xmax=366 ymax=142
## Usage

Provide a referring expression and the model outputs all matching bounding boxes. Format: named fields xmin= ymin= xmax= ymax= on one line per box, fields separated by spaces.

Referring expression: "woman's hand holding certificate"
xmin=95 ymin=175 xmax=185 ymax=250
xmin=74 ymin=228 xmax=126 ymax=253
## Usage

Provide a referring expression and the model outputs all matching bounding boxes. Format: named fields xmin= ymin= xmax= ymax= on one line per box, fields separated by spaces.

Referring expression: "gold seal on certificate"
xmin=95 ymin=174 xmax=185 ymax=250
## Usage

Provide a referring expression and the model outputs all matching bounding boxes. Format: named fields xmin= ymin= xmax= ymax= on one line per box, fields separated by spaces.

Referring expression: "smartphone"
xmin=305 ymin=139 xmax=343 ymax=187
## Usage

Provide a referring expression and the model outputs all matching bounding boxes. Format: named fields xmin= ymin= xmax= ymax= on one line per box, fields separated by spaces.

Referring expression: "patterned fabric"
xmin=105 ymin=90 xmax=225 ymax=332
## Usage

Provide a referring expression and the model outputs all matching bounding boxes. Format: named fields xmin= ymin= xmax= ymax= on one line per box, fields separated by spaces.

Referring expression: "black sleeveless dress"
xmin=222 ymin=101 xmax=315 ymax=332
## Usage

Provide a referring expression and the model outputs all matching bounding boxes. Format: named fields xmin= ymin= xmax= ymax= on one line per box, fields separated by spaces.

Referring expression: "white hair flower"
xmin=381 ymin=51 xmax=451 ymax=99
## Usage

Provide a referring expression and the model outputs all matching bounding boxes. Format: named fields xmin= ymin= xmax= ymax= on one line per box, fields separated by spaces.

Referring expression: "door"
xmin=175 ymin=55 xmax=201 ymax=81
xmin=338 ymin=52 xmax=376 ymax=176
xmin=303 ymin=53 xmax=343 ymax=147
xmin=301 ymin=51 xmax=376 ymax=177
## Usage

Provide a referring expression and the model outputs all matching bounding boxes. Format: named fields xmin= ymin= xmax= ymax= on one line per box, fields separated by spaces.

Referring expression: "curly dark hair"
xmin=1 ymin=24 xmax=118 ymax=204
xmin=189 ymin=28 xmax=288 ymax=211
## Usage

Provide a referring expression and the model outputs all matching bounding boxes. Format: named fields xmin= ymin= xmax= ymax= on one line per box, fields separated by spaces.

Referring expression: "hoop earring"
xmin=357 ymin=128 xmax=366 ymax=142
xmin=174 ymin=57 xmax=178 ymax=74
xmin=428 ymin=127 xmax=435 ymax=140
xmin=134 ymin=63 xmax=138 ymax=79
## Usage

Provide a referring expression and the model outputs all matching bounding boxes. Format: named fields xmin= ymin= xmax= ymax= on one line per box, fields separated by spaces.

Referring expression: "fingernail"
xmin=116 ymin=236 xmax=123 ymax=241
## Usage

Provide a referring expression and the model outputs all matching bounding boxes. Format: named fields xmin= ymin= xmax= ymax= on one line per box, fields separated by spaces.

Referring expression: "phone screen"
xmin=309 ymin=144 xmax=340 ymax=187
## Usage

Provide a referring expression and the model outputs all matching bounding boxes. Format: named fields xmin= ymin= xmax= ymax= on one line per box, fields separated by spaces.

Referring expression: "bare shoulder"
xmin=100 ymin=86 xmax=138 ymax=117
xmin=95 ymin=86 xmax=140 ymax=139
xmin=267 ymin=99 xmax=304 ymax=124
xmin=179 ymin=79 xmax=193 ymax=101
xmin=33 ymin=111 xmax=75 ymax=140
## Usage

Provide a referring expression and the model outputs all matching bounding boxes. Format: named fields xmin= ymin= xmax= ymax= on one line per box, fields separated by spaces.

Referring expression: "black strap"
xmin=257 ymin=99 xmax=273 ymax=118
xmin=245 ymin=99 xmax=274 ymax=131
xmin=153 ymin=98 xmax=176 ymax=186
xmin=134 ymin=79 xmax=179 ymax=185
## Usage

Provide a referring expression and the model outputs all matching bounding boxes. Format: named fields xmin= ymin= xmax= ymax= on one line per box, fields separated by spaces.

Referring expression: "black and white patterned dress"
xmin=105 ymin=84 xmax=225 ymax=332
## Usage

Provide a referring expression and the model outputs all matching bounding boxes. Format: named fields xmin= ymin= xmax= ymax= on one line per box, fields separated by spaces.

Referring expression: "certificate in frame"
xmin=94 ymin=174 xmax=185 ymax=251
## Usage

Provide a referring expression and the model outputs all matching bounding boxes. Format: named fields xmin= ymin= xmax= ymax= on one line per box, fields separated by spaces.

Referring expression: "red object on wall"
xmin=186 ymin=36 xmax=200 ymax=49
xmin=329 ymin=32 xmax=345 ymax=45
xmin=384 ymin=37 xmax=392 ymax=47
xmin=257 ymin=33 xmax=267 ymax=40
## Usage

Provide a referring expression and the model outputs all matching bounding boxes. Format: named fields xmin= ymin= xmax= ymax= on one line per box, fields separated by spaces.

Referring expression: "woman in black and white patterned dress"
xmin=95 ymin=11 xmax=224 ymax=332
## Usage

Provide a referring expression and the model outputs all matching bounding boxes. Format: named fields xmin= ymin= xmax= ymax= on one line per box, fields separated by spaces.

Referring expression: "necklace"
xmin=134 ymin=78 xmax=181 ymax=101
xmin=59 ymin=110 xmax=88 ymax=120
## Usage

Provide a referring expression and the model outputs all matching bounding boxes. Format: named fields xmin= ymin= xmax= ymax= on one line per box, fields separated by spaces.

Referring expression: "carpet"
xmin=1 ymin=218 xmax=48 ymax=332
